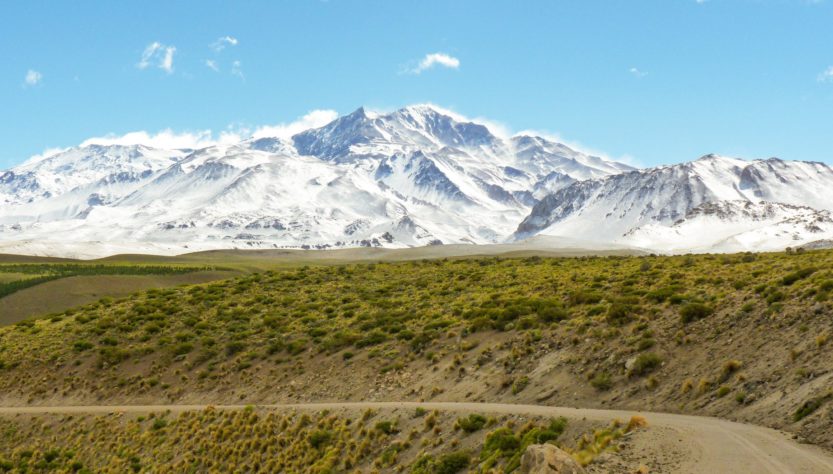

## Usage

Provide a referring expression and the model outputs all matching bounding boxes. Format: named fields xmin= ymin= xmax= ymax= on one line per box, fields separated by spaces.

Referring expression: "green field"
xmin=0 ymin=262 xmax=238 ymax=325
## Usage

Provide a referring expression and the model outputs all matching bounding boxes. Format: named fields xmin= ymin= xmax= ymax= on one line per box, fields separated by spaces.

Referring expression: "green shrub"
xmin=590 ymin=372 xmax=613 ymax=391
xmin=374 ymin=420 xmax=398 ymax=435
xmin=637 ymin=338 xmax=656 ymax=351
xmin=435 ymin=451 xmax=469 ymax=474
xmin=456 ymin=414 xmax=488 ymax=433
xmin=308 ymin=429 xmax=332 ymax=449
xmin=356 ymin=330 xmax=388 ymax=348
xmin=225 ymin=341 xmax=246 ymax=356
xmin=72 ymin=341 xmax=93 ymax=352
xmin=794 ymin=394 xmax=832 ymax=422
xmin=646 ymin=286 xmax=680 ymax=303
xmin=605 ymin=302 xmax=633 ymax=325
xmin=482 ymin=427 xmax=521 ymax=456
xmin=412 ymin=451 xmax=470 ymax=474
xmin=680 ymin=303 xmax=713 ymax=324
xmin=98 ymin=347 xmax=130 ymax=366
xmin=172 ymin=342 xmax=193 ymax=356
xmin=511 ymin=376 xmax=530 ymax=395
xmin=782 ymin=268 xmax=816 ymax=286
xmin=568 ymin=290 xmax=603 ymax=306
xmin=151 ymin=418 xmax=168 ymax=430
xmin=629 ymin=353 xmax=662 ymax=377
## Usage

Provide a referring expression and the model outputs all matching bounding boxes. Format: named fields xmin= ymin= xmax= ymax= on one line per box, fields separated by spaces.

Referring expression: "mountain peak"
xmin=347 ymin=106 xmax=368 ymax=119
xmin=291 ymin=104 xmax=502 ymax=161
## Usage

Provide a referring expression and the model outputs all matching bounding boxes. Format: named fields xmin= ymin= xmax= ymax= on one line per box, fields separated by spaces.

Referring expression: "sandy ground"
xmin=1 ymin=401 xmax=830 ymax=473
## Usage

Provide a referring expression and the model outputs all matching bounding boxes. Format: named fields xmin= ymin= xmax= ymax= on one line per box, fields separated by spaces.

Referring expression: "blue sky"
xmin=3 ymin=0 xmax=833 ymax=169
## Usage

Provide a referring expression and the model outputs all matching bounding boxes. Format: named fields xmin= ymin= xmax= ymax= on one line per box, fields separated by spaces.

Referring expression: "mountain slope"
xmin=515 ymin=155 xmax=833 ymax=252
xmin=0 ymin=105 xmax=631 ymax=257
xmin=624 ymin=200 xmax=833 ymax=253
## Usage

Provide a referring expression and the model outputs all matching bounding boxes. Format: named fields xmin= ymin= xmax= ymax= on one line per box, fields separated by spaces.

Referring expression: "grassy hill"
xmin=0 ymin=250 xmax=831 ymax=460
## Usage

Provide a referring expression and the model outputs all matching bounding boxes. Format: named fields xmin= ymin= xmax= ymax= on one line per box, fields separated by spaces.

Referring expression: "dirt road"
xmin=1 ymin=401 xmax=831 ymax=473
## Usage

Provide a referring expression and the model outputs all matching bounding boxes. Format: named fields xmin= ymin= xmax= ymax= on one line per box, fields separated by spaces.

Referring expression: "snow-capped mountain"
xmin=515 ymin=154 xmax=833 ymax=252
xmin=2 ymin=105 xmax=830 ymax=258
xmin=0 ymin=105 xmax=632 ymax=257
xmin=0 ymin=145 xmax=186 ymax=206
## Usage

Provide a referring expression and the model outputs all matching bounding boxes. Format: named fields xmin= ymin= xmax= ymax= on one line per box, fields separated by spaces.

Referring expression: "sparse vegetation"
xmin=0 ymin=407 xmax=624 ymax=473
xmin=0 ymin=249 xmax=831 ymax=457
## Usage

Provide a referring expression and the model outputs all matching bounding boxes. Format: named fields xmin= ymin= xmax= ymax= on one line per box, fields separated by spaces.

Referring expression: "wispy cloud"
xmin=138 ymin=41 xmax=176 ymax=74
xmin=24 ymin=69 xmax=42 ymax=87
xmin=205 ymin=36 xmax=241 ymax=77
xmin=629 ymin=67 xmax=648 ymax=78
xmin=405 ymin=52 xmax=460 ymax=74
xmin=211 ymin=35 xmax=239 ymax=52
xmin=818 ymin=66 xmax=833 ymax=82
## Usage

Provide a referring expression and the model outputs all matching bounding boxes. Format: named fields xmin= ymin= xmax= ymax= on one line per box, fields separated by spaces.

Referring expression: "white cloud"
xmin=406 ymin=52 xmax=460 ymax=74
xmin=251 ymin=109 xmax=339 ymax=139
xmin=205 ymin=59 xmax=219 ymax=72
xmin=424 ymin=103 xmax=510 ymax=138
xmin=818 ymin=66 xmax=833 ymax=82
xmin=160 ymin=47 xmax=176 ymax=73
xmin=366 ymin=103 xmax=510 ymax=138
xmin=629 ymin=67 xmax=647 ymax=78
xmin=80 ymin=129 xmax=232 ymax=150
xmin=24 ymin=69 xmax=42 ymax=86
xmin=231 ymin=60 xmax=244 ymax=80
xmin=211 ymin=35 xmax=239 ymax=52
xmin=138 ymin=42 xmax=161 ymax=68
xmin=18 ymin=147 xmax=68 ymax=168
xmin=138 ymin=42 xmax=176 ymax=74
xmin=514 ymin=129 xmax=642 ymax=167
xmin=73 ymin=109 xmax=339 ymax=151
